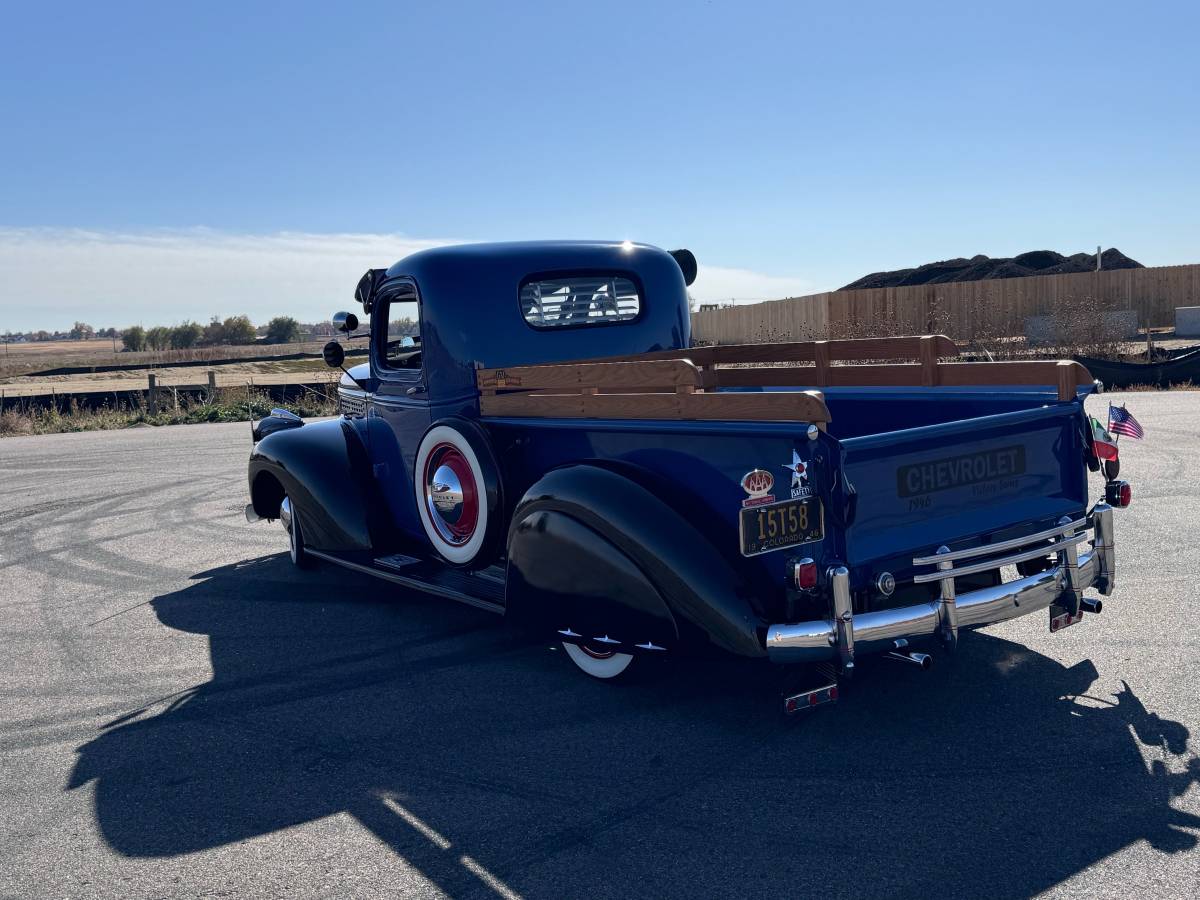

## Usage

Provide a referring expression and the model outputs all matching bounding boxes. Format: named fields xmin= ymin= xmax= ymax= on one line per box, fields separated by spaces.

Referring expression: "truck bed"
xmin=476 ymin=335 xmax=1096 ymax=620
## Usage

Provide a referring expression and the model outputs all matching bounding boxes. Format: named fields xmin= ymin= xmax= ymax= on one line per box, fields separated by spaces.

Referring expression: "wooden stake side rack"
xmin=476 ymin=335 xmax=1094 ymax=422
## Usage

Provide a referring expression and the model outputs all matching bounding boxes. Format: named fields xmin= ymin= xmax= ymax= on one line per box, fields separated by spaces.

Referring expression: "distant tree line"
xmin=6 ymin=315 xmax=310 ymax=350
xmin=118 ymin=316 xmax=302 ymax=352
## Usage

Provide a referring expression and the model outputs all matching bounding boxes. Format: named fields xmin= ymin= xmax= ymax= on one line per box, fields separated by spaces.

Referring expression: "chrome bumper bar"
xmin=765 ymin=504 xmax=1116 ymax=666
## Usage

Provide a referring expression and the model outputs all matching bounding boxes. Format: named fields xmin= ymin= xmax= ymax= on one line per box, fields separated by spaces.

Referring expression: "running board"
xmin=306 ymin=550 xmax=506 ymax=615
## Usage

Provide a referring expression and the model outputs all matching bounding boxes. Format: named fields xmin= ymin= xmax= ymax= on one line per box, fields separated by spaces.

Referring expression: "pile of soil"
xmin=841 ymin=248 xmax=1143 ymax=291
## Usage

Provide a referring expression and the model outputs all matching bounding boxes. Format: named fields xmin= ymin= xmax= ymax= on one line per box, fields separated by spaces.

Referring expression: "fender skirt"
xmin=507 ymin=465 xmax=767 ymax=658
xmin=248 ymin=418 xmax=384 ymax=555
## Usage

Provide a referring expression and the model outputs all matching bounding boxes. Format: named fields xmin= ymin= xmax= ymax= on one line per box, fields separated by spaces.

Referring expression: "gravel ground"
xmin=0 ymin=393 xmax=1197 ymax=899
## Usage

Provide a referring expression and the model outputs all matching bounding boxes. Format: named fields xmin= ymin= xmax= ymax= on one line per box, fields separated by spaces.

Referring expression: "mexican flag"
xmin=1089 ymin=415 xmax=1119 ymax=461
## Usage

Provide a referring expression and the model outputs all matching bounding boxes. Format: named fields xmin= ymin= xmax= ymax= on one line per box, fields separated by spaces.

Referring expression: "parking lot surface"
xmin=1 ymin=392 xmax=1198 ymax=898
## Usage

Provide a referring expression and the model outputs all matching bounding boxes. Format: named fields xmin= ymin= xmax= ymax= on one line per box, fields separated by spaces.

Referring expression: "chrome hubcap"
xmin=430 ymin=464 xmax=464 ymax=526
xmin=422 ymin=443 xmax=479 ymax=546
xmin=280 ymin=495 xmax=293 ymax=535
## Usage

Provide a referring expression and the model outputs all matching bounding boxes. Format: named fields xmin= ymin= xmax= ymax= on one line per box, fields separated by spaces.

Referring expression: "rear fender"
xmin=248 ymin=418 xmax=384 ymax=554
xmin=507 ymin=509 xmax=678 ymax=650
xmin=506 ymin=464 xmax=766 ymax=657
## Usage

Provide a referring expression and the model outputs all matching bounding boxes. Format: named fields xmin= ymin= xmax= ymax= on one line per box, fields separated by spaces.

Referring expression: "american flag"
xmin=1108 ymin=405 xmax=1144 ymax=439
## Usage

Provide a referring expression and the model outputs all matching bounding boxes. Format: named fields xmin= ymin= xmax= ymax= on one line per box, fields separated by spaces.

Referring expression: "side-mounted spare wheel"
xmin=414 ymin=418 xmax=504 ymax=569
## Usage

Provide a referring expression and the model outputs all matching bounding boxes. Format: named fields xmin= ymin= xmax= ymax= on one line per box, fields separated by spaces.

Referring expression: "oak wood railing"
xmin=476 ymin=335 xmax=1094 ymax=422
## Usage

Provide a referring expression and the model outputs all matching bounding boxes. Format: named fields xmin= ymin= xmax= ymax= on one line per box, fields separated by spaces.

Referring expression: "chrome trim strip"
xmin=1092 ymin=503 xmax=1115 ymax=595
xmin=912 ymin=516 xmax=1088 ymax=565
xmin=830 ymin=566 xmax=854 ymax=673
xmin=935 ymin=545 xmax=958 ymax=647
xmin=911 ymin=532 xmax=1088 ymax=583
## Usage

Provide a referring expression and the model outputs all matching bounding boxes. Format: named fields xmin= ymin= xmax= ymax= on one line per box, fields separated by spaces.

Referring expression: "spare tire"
xmin=413 ymin=418 xmax=504 ymax=568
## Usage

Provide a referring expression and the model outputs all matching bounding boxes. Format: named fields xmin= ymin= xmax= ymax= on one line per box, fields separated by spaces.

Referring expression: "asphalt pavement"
xmin=1 ymin=392 xmax=1198 ymax=899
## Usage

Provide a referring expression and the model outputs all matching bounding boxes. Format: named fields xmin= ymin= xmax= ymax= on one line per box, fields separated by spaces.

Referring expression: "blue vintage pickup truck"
xmin=246 ymin=241 xmax=1129 ymax=711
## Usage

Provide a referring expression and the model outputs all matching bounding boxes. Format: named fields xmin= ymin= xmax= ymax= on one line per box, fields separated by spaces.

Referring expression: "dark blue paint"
xmin=318 ymin=240 xmax=1093 ymax=630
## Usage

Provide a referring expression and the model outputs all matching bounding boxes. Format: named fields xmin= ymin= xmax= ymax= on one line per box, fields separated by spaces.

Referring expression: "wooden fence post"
xmin=207 ymin=370 xmax=217 ymax=402
xmin=148 ymin=374 xmax=158 ymax=415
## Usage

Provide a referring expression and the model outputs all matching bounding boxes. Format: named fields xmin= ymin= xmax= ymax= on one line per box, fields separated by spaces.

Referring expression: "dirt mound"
xmin=841 ymin=248 xmax=1143 ymax=291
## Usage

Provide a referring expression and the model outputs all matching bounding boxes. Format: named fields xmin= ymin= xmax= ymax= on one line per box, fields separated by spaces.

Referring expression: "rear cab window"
xmin=520 ymin=275 xmax=641 ymax=329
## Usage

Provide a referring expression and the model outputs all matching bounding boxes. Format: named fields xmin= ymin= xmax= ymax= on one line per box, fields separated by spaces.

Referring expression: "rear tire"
xmin=281 ymin=495 xmax=314 ymax=570
xmin=562 ymin=641 xmax=635 ymax=680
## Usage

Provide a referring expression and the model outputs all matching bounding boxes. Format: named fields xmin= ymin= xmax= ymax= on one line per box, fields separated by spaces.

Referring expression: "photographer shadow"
xmin=69 ymin=554 xmax=1199 ymax=898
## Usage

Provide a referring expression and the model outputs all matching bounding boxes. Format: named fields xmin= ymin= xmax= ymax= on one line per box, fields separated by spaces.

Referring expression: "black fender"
xmin=506 ymin=464 xmax=767 ymax=658
xmin=248 ymin=418 xmax=384 ymax=555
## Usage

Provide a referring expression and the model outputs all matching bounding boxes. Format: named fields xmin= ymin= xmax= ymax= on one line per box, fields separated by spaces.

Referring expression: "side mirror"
xmin=355 ymin=269 xmax=383 ymax=312
xmin=322 ymin=341 xmax=346 ymax=368
xmin=332 ymin=311 xmax=359 ymax=334
xmin=670 ymin=248 xmax=698 ymax=286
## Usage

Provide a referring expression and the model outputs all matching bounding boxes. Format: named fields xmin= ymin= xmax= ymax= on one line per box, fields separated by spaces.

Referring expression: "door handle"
xmin=406 ymin=384 xmax=426 ymax=397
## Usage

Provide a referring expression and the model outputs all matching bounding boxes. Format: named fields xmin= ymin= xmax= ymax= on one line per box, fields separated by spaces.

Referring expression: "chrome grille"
xmin=339 ymin=393 xmax=367 ymax=418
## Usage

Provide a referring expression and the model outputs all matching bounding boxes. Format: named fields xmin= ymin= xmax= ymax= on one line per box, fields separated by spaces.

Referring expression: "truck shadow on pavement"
xmin=69 ymin=554 xmax=1200 ymax=899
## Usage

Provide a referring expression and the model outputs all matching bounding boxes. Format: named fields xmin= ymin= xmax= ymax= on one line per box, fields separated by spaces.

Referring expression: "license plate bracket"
xmin=739 ymin=497 xmax=824 ymax=557
xmin=1049 ymin=602 xmax=1084 ymax=632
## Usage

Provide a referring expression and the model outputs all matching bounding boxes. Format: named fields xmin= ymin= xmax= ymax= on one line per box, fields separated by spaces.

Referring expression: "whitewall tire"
xmin=562 ymin=642 xmax=635 ymax=680
xmin=414 ymin=423 xmax=496 ymax=567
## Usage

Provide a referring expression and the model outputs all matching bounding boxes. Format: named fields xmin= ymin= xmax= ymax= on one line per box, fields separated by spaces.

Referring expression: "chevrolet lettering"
xmin=897 ymin=446 xmax=1027 ymax=498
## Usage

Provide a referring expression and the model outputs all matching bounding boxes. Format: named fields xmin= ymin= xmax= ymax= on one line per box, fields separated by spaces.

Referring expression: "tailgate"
xmin=841 ymin=404 xmax=1089 ymax=577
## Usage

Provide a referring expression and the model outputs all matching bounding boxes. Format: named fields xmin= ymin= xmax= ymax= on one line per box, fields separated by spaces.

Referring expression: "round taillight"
xmin=1105 ymin=479 xmax=1132 ymax=508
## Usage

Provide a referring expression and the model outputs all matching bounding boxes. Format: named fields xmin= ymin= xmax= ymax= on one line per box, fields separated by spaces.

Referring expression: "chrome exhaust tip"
xmin=886 ymin=650 xmax=933 ymax=670
xmin=1081 ymin=597 xmax=1103 ymax=614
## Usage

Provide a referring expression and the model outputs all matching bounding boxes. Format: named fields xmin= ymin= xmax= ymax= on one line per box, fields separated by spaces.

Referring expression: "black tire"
xmin=282 ymin=495 xmax=314 ymax=570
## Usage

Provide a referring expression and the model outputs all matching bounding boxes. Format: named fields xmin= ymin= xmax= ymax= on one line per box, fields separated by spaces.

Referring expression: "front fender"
xmin=507 ymin=464 xmax=766 ymax=658
xmin=248 ymin=418 xmax=383 ymax=554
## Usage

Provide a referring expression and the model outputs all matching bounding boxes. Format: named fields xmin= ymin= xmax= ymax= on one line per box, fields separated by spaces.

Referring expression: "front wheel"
xmin=281 ymin=495 xmax=314 ymax=569
xmin=562 ymin=641 xmax=635 ymax=680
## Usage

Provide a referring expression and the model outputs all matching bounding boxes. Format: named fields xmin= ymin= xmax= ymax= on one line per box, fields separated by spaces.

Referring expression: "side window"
xmin=375 ymin=286 xmax=422 ymax=372
xmin=520 ymin=275 xmax=641 ymax=328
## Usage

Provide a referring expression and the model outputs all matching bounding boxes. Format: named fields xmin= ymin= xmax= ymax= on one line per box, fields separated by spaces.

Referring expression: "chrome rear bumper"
xmin=765 ymin=504 xmax=1116 ymax=666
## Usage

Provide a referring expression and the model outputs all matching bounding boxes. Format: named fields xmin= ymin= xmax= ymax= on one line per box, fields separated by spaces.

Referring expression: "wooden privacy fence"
xmin=692 ymin=263 xmax=1200 ymax=344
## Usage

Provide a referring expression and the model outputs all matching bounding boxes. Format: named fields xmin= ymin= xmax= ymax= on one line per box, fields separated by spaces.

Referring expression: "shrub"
xmin=171 ymin=321 xmax=203 ymax=349
xmin=122 ymin=325 xmax=147 ymax=352
xmin=222 ymin=315 xmax=258 ymax=345
xmin=264 ymin=316 xmax=301 ymax=344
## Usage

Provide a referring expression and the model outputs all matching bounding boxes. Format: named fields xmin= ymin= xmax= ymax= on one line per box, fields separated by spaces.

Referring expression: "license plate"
xmin=739 ymin=497 xmax=824 ymax=557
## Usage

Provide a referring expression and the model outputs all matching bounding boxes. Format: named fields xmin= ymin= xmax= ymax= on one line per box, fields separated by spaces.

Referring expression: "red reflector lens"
xmin=796 ymin=562 xmax=818 ymax=590
xmin=1119 ymin=483 xmax=1132 ymax=507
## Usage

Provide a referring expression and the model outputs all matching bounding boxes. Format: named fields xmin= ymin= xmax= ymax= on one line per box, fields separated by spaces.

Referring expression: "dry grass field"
xmin=0 ymin=336 xmax=368 ymax=380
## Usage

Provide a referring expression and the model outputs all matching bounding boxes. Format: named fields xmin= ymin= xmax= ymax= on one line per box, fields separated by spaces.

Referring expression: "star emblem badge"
xmin=784 ymin=450 xmax=808 ymax=489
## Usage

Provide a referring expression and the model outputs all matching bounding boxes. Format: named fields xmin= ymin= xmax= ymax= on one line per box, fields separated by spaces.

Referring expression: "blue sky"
xmin=2 ymin=1 xmax=1198 ymax=331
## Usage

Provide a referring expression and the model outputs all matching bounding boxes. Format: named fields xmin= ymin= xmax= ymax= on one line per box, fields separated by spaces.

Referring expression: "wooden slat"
xmin=480 ymin=390 xmax=830 ymax=423
xmin=936 ymin=361 xmax=1094 ymax=399
xmin=575 ymin=334 xmax=959 ymax=366
xmin=709 ymin=359 xmax=1094 ymax=398
xmin=476 ymin=359 xmax=700 ymax=394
